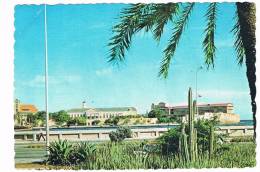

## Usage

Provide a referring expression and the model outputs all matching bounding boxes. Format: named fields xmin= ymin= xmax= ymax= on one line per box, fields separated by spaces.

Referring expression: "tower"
xmin=82 ymin=101 xmax=87 ymax=108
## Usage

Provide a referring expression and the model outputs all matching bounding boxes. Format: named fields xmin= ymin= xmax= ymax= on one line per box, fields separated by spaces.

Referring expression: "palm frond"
xmin=108 ymin=4 xmax=153 ymax=64
xmin=108 ymin=3 xmax=180 ymax=65
xmin=159 ymin=3 xmax=195 ymax=78
xmin=151 ymin=3 xmax=179 ymax=41
xmin=203 ymin=3 xmax=217 ymax=69
xmin=231 ymin=8 xmax=245 ymax=65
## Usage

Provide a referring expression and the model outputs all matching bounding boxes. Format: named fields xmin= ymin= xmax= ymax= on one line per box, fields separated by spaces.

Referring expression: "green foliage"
xmin=76 ymin=116 xmax=87 ymax=125
xmin=148 ymin=108 xmax=165 ymax=118
xmin=77 ymin=142 xmax=255 ymax=169
xmin=47 ymin=140 xmax=97 ymax=166
xmin=105 ymin=116 xmax=120 ymax=125
xmin=51 ymin=110 xmax=70 ymax=126
xmin=46 ymin=140 xmax=256 ymax=169
xmin=47 ymin=140 xmax=74 ymax=165
xmin=66 ymin=116 xmax=87 ymax=126
xmin=160 ymin=3 xmax=195 ymax=78
xmin=230 ymin=136 xmax=254 ymax=142
xmin=203 ymin=3 xmax=217 ymax=68
xmin=92 ymin=119 xmax=101 ymax=125
xmin=156 ymin=127 xmax=181 ymax=155
xmin=27 ymin=111 xmax=46 ymax=127
xmin=70 ymin=142 xmax=96 ymax=165
xmin=157 ymin=117 xmax=174 ymax=123
xmin=109 ymin=126 xmax=132 ymax=142
xmin=104 ymin=118 xmax=113 ymax=125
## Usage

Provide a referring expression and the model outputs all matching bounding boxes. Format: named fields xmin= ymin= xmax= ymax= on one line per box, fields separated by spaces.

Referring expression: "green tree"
xmin=108 ymin=2 xmax=256 ymax=138
xmin=148 ymin=108 xmax=165 ymax=118
xmin=51 ymin=110 xmax=70 ymax=126
xmin=92 ymin=119 xmax=101 ymax=126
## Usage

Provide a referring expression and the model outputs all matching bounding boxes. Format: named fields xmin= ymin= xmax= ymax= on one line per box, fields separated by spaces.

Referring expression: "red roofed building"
xmin=151 ymin=102 xmax=234 ymax=116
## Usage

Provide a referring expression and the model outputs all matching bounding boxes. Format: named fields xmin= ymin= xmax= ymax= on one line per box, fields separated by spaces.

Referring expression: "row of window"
xmin=70 ymin=113 xmax=124 ymax=119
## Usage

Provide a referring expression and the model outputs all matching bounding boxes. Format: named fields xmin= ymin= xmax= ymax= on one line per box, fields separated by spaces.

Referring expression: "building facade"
xmin=67 ymin=102 xmax=137 ymax=125
xmin=151 ymin=102 xmax=239 ymax=124
xmin=151 ymin=102 xmax=234 ymax=116
xmin=14 ymin=99 xmax=38 ymax=126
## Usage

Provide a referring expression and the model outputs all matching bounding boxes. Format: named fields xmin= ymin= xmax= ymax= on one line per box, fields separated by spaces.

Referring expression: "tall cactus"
xmin=188 ymin=87 xmax=195 ymax=162
xmin=209 ymin=125 xmax=214 ymax=159
xmin=179 ymin=88 xmax=198 ymax=162
xmin=194 ymin=128 xmax=198 ymax=160
xmin=179 ymin=123 xmax=189 ymax=162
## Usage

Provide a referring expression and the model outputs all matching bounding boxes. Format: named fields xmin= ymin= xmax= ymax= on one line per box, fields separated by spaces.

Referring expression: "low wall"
xmin=14 ymin=125 xmax=253 ymax=142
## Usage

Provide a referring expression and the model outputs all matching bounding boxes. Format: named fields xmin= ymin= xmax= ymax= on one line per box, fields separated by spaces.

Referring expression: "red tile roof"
xmin=167 ymin=103 xmax=233 ymax=109
xmin=19 ymin=104 xmax=38 ymax=113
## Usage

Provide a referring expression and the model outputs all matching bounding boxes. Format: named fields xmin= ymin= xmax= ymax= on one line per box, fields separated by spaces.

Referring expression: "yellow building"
xmin=14 ymin=99 xmax=38 ymax=126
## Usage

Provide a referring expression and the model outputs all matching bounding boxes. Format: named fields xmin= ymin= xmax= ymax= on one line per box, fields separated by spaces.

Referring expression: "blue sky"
xmin=14 ymin=3 xmax=252 ymax=119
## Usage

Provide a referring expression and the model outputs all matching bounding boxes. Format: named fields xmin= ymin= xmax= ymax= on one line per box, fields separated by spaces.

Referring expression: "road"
xmin=15 ymin=142 xmax=47 ymax=164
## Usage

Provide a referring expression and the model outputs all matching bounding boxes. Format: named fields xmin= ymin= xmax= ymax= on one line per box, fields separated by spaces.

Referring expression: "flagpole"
xmin=44 ymin=4 xmax=50 ymax=155
xmin=196 ymin=66 xmax=203 ymax=116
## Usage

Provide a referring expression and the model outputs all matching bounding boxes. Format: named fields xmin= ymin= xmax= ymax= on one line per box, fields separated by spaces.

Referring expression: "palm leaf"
xmin=108 ymin=3 xmax=180 ymax=64
xmin=231 ymin=8 xmax=245 ymax=65
xmin=151 ymin=3 xmax=180 ymax=41
xmin=203 ymin=3 xmax=217 ymax=68
xmin=159 ymin=3 xmax=195 ymax=78
xmin=108 ymin=4 xmax=154 ymax=64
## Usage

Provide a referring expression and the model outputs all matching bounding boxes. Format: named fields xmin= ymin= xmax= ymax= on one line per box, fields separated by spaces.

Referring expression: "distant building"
xmin=151 ymin=102 xmax=234 ymax=116
xmin=14 ymin=99 xmax=38 ymax=126
xmin=151 ymin=102 xmax=239 ymax=124
xmin=67 ymin=101 xmax=137 ymax=125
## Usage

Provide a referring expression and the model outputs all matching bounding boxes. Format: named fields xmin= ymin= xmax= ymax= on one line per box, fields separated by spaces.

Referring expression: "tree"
xmin=92 ymin=119 xmax=101 ymax=126
xmin=51 ymin=110 xmax=70 ymax=126
xmin=108 ymin=2 xmax=256 ymax=138
xmin=148 ymin=108 xmax=165 ymax=118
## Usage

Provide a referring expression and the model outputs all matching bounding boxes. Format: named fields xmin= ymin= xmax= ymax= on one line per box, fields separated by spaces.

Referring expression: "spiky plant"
xmin=108 ymin=2 xmax=256 ymax=138
xmin=47 ymin=139 xmax=74 ymax=165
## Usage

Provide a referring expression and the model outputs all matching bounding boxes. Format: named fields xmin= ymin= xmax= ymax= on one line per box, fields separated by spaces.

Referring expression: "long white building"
xmin=67 ymin=101 xmax=137 ymax=122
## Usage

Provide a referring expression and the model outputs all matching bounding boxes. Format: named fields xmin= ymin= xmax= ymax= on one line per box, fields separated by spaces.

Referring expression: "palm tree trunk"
xmin=236 ymin=2 xmax=256 ymax=139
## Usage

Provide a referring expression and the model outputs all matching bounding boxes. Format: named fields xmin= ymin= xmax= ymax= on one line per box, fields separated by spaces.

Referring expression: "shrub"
xmin=47 ymin=139 xmax=74 ymax=165
xmin=104 ymin=118 xmax=113 ymax=125
xmin=70 ymin=142 xmax=96 ymax=165
xmin=92 ymin=120 xmax=101 ymax=125
xmin=109 ymin=126 xmax=132 ymax=142
xmin=156 ymin=127 xmax=181 ymax=155
xmin=230 ymin=136 xmax=254 ymax=142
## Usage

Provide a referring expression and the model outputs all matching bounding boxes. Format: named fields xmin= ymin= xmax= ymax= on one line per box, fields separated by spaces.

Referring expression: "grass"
xmin=16 ymin=141 xmax=256 ymax=169
xmin=77 ymin=141 xmax=256 ymax=169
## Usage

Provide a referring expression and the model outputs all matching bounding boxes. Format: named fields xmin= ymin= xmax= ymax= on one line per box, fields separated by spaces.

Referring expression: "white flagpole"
xmin=44 ymin=4 xmax=50 ymax=155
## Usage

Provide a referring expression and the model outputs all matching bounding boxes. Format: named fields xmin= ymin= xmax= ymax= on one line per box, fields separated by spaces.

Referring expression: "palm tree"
xmin=108 ymin=2 xmax=256 ymax=138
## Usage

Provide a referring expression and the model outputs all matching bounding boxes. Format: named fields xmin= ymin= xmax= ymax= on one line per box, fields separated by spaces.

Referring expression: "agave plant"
xmin=71 ymin=142 xmax=97 ymax=165
xmin=47 ymin=139 xmax=74 ymax=165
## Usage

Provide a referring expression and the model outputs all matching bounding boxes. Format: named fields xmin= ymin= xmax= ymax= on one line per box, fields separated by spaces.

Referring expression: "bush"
xmin=109 ymin=126 xmax=132 ymax=142
xmin=148 ymin=108 xmax=165 ymax=118
xmin=156 ymin=127 xmax=181 ymax=155
xmin=70 ymin=142 xmax=96 ymax=165
xmin=92 ymin=120 xmax=101 ymax=125
xmin=47 ymin=140 xmax=74 ymax=165
xmin=156 ymin=118 xmax=224 ymax=155
xmin=47 ymin=140 xmax=96 ymax=166
xmin=104 ymin=117 xmax=120 ymax=125
xmin=230 ymin=136 xmax=254 ymax=142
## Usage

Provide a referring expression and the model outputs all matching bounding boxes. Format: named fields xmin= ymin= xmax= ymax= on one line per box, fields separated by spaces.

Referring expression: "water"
xmin=29 ymin=124 xmax=179 ymax=132
xmin=219 ymin=120 xmax=253 ymax=126
xmin=18 ymin=120 xmax=253 ymax=132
